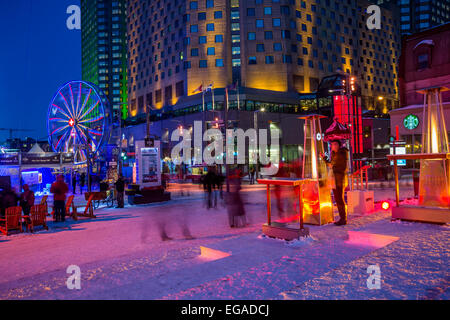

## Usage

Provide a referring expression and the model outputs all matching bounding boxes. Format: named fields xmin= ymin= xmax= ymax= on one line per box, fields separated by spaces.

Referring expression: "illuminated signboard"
xmin=390 ymin=141 xmax=406 ymax=166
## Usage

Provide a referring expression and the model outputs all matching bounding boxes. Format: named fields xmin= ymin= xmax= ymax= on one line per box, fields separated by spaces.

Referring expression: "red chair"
xmin=26 ymin=205 xmax=49 ymax=233
xmin=0 ymin=207 xmax=23 ymax=236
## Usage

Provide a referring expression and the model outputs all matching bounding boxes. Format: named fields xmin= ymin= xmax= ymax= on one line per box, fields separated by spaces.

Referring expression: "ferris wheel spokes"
xmin=48 ymin=81 xmax=111 ymax=165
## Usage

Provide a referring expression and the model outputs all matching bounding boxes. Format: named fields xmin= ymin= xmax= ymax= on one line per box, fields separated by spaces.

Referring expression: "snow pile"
xmin=257 ymin=233 xmax=316 ymax=246
xmin=284 ymin=235 xmax=316 ymax=247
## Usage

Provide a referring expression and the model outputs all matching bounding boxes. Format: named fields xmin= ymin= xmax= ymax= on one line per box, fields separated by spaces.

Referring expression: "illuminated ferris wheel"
xmin=47 ymin=81 xmax=111 ymax=164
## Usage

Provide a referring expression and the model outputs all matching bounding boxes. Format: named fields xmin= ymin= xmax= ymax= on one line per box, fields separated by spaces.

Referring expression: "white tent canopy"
xmin=28 ymin=143 xmax=45 ymax=154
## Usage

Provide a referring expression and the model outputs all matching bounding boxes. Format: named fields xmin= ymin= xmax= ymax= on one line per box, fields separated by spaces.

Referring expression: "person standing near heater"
xmin=320 ymin=140 xmax=349 ymax=226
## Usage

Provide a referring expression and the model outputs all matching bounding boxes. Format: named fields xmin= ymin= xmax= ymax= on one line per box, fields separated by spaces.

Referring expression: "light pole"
xmin=253 ymin=108 xmax=265 ymax=179
xmin=114 ymin=102 xmax=128 ymax=177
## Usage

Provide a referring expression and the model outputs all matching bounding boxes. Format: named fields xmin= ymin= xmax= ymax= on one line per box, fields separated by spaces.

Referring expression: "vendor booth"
xmin=126 ymin=140 xmax=170 ymax=204
xmin=0 ymin=143 xmax=74 ymax=194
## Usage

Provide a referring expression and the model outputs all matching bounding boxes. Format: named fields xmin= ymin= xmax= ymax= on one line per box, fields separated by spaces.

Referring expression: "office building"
xmin=378 ymin=0 xmax=450 ymax=34
xmin=81 ymin=0 xmax=128 ymax=120
xmin=127 ymin=0 xmax=400 ymax=118
xmin=122 ymin=0 xmax=402 ymax=170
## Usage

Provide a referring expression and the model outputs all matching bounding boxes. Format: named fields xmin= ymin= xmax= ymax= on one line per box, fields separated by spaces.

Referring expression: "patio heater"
xmin=388 ymin=86 xmax=450 ymax=223
xmin=299 ymin=115 xmax=334 ymax=225
xmin=257 ymin=115 xmax=334 ymax=241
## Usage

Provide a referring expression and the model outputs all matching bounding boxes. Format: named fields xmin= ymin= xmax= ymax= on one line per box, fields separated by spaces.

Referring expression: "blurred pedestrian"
xmin=79 ymin=172 xmax=86 ymax=193
xmin=50 ymin=175 xmax=69 ymax=222
xmin=115 ymin=175 xmax=125 ymax=208
xmin=1 ymin=186 xmax=19 ymax=217
xmin=249 ymin=167 xmax=256 ymax=185
xmin=216 ymin=171 xmax=225 ymax=204
xmin=72 ymin=171 xmax=78 ymax=194
xmin=202 ymin=168 xmax=216 ymax=209
xmin=20 ymin=184 xmax=35 ymax=216
xmin=227 ymin=168 xmax=247 ymax=228
xmin=141 ymin=205 xmax=194 ymax=242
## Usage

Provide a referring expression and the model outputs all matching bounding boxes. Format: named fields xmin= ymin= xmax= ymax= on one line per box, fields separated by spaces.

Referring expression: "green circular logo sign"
xmin=403 ymin=114 xmax=419 ymax=130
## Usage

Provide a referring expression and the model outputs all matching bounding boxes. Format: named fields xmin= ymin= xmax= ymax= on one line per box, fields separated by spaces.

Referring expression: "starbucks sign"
xmin=403 ymin=114 xmax=419 ymax=130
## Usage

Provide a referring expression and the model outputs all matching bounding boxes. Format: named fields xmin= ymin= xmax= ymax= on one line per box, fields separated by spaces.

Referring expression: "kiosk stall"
xmin=129 ymin=140 xmax=170 ymax=204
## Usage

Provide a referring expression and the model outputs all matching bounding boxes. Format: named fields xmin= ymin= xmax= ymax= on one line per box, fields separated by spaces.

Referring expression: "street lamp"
xmin=253 ymin=108 xmax=266 ymax=179
xmin=114 ymin=102 xmax=128 ymax=176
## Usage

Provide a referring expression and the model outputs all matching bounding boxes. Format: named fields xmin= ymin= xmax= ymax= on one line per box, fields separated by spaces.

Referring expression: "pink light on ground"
xmin=198 ymin=246 xmax=231 ymax=262
xmin=344 ymin=231 xmax=399 ymax=248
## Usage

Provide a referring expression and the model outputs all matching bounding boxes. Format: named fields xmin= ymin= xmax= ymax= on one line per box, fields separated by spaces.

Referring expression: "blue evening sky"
xmin=0 ymin=0 xmax=81 ymax=142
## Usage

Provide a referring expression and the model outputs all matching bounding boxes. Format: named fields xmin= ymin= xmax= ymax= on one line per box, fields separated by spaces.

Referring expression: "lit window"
xmin=265 ymin=56 xmax=274 ymax=64
xmin=207 ymin=47 xmax=215 ymax=55
xmin=216 ymin=59 xmax=224 ymax=67
xmin=190 ymin=1 xmax=198 ymax=10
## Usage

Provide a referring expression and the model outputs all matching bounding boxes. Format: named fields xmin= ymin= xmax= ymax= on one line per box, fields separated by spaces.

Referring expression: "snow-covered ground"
xmin=0 ymin=184 xmax=448 ymax=300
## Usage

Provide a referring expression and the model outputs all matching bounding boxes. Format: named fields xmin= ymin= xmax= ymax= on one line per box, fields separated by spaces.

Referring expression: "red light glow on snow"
xmin=344 ymin=231 xmax=399 ymax=248
xmin=381 ymin=201 xmax=390 ymax=210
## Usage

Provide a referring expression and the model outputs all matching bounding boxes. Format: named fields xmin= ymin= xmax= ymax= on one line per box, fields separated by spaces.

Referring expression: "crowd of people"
xmin=0 ymin=184 xmax=36 ymax=224
xmin=200 ymin=166 xmax=248 ymax=228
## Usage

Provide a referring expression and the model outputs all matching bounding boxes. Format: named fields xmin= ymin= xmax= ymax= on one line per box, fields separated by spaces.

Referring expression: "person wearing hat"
xmin=320 ymin=140 xmax=349 ymax=226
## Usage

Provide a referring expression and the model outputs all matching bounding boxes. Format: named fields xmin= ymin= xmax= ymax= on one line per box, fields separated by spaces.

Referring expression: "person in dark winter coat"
xmin=1 ymin=187 xmax=19 ymax=217
xmin=51 ymin=175 xmax=69 ymax=222
xmin=79 ymin=172 xmax=86 ymax=193
xmin=227 ymin=168 xmax=247 ymax=228
xmin=203 ymin=168 xmax=217 ymax=209
xmin=72 ymin=172 xmax=78 ymax=194
xmin=321 ymin=140 xmax=349 ymax=226
xmin=115 ymin=175 xmax=125 ymax=208
xmin=20 ymin=184 xmax=35 ymax=216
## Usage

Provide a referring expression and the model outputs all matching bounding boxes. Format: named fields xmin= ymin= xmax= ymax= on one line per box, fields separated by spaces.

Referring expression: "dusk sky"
xmin=0 ymin=0 xmax=81 ymax=142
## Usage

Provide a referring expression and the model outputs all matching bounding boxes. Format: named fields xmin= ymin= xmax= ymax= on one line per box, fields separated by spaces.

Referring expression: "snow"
xmin=0 ymin=184 xmax=448 ymax=300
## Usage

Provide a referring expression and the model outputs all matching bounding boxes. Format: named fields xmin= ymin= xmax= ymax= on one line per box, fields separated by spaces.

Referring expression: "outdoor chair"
xmin=0 ymin=206 xmax=23 ymax=236
xmin=26 ymin=205 xmax=49 ymax=233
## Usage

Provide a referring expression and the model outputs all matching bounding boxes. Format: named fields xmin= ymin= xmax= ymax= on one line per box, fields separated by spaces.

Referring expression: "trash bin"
xmin=413 ymin=172 xmax=419 ymax=198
